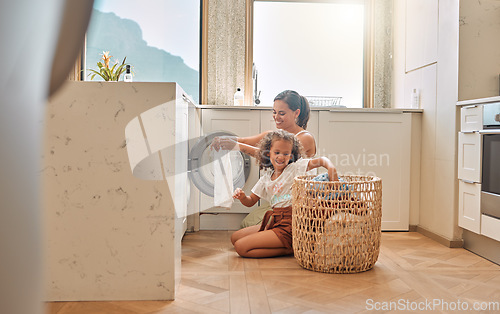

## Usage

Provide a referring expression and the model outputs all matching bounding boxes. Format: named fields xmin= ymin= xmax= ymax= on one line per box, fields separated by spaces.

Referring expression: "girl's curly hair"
xmin=257 ymin=130 xmax=304 ymax=170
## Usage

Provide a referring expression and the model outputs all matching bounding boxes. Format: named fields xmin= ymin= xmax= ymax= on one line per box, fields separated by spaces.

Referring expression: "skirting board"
xmin=462 ymin=229 xmax=500 ymax=265
xmin=410 ymin=225 xmax=464 ymax=248
xmin=200 ymin=212 xmax=247 ymax=230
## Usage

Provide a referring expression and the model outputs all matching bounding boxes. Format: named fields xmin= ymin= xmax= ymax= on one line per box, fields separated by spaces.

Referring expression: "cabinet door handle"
xmin=461 ymin=131 xmax=476 ymax=134
xmin=463 ymin=105 xmax=478 ymax=109
xmin=479 ymin=130 xmax=500 ymax=134
xmin=182 ymin=94 xmax=195 ymax=106
xmin=461 ymin=179 xmax=476 ymax=184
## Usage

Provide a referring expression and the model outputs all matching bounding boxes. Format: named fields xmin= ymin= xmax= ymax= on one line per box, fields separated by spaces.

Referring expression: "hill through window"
xmin=84 ymin=0 xmax=201 ymax=104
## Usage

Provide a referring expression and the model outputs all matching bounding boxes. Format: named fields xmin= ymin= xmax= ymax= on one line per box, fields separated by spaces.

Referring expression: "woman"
xmin=212 ymin=90 xmax=317 ymax=228
xmin=213 ymin=90 xmax=316 ymax=158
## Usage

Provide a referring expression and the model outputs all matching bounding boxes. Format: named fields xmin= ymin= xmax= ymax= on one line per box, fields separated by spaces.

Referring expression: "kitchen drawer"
xmin=461 ymin=105 xmax=483 ymax=132
xmin=481 ymin=214 xmax=500 ymax=242
xmin=457 ymin=132 xmax=481 ymax=182
xmin=458 ymin=180 xmax=481 ymax=234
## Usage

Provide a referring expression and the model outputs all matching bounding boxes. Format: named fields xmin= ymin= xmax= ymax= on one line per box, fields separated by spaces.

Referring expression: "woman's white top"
xmin=295 ymin=129 xmax=307 ymax=136
xmin=251 ymin=158 xmax=310 ymax=208
xmin=295 ymin=130 xmax=317 ymax=175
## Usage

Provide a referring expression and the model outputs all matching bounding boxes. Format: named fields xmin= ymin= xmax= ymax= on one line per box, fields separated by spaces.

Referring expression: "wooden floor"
xmin=46 ymin=231 xmax=500 ymax=313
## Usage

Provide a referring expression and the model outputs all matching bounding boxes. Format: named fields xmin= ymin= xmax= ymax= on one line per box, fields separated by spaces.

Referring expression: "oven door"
xmin=480 ymin=130 xmax=500 ymax=219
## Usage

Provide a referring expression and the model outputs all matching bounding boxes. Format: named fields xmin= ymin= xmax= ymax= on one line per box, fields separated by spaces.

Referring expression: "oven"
xmin=480 ymin=102 xmax=500 ymax=220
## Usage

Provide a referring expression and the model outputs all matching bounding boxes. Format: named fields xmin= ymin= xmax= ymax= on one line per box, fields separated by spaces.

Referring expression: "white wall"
xmin=458 ymin=0 xmax=500 ymax=100
xmin=393 ymin=0 xmax=461 ymax=241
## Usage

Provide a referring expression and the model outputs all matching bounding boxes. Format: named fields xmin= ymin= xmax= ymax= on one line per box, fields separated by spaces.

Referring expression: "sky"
xmin=93 ymin=0 xmax=200 ymax=71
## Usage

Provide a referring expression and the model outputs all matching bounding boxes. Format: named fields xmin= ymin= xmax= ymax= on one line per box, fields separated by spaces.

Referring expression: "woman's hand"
xmin=211 ymin=136 xmax=221 ymax=151
xmin=211 ymin=136 xmax=239 ymax=151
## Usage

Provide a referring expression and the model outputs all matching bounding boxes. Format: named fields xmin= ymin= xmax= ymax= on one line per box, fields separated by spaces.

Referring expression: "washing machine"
xmin=187 ymin=108 xmax=261 ymax=230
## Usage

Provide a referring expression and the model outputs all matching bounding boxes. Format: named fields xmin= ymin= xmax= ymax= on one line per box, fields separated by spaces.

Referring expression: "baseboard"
xmin=414 ymin=225 xmax=464 ymax=248
xmin=408 ymin=225 xmax=418 ymax=232
xmin=199 ymin=212 xmax=247 ymax=230
xmin=463 ymin=230 xmax=500 ymax=265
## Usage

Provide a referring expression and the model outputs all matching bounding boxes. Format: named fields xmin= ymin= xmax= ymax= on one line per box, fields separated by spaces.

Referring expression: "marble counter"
xmin=42 ymin=82 xmax=188 ymax=301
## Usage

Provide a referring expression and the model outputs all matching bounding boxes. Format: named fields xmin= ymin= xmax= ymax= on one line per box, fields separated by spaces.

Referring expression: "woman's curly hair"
xmin=257 ymin=130 xmax=304 ymax=170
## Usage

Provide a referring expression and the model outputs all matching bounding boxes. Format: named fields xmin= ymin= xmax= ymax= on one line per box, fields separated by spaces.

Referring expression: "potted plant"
xmin=87 ymin=51 xmax=131 ymax=81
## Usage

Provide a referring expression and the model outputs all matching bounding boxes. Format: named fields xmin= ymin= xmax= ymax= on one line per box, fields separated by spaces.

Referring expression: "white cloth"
xmin=252 ymin=158 xmax=310 ymax=208
xmin=213 ymin=149 xmax=234 ymax=209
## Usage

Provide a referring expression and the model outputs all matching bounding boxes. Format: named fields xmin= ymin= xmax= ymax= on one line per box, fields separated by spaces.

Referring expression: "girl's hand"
xmin=329 ymin=167 xmax=339 ymax=182
xmin=233 ymin=188 xmax=246 ymax=200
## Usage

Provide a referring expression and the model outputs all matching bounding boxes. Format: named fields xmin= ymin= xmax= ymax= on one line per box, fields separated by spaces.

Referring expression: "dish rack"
xmin=305 ymin=96 xmax=343 ymax=107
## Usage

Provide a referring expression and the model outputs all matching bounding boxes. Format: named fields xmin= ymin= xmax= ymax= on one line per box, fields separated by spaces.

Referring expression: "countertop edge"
xmin=195 ymin=105 xmax=423 ymax=113
xmin=457 ymin=96 xmax=500 ymax=106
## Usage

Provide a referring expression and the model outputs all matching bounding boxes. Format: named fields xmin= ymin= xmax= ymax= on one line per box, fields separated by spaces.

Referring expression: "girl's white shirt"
xmin=252 ymin=158 xmax=309 ymax=208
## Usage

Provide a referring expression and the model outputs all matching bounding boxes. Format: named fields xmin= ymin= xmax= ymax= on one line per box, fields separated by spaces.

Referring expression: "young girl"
xmin=231 ymin=130 xmax=339 ymax=258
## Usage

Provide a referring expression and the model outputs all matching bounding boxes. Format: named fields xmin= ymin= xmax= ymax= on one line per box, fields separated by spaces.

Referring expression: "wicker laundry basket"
xmin=292 ymin=175 xmax=382 ymax=274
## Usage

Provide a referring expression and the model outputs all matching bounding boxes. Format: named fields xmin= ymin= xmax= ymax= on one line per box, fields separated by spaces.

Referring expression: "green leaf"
xmin=87 ymin=69 xmax=106 ymax=81
xmin=88 ymin=54 xmax=132 ymax=81
xmin=110 ymin=63 xmax=118 ymax=73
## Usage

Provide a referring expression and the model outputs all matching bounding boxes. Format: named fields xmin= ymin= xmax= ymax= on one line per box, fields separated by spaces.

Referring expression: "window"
xmin=85 ymin=0 xmax=201 ymax=103
xmin=248 ymin=0 xmax=374 ymax=108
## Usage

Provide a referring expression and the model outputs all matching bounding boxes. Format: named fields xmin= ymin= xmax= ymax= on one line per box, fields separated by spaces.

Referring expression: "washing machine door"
xmin=188 ymin=131 xmax=251 ymax=197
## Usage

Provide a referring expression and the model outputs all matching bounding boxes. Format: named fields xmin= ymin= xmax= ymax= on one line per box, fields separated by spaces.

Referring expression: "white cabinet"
xmin=481 ymin=214 xmax=500 ymax=242
xmin=457 ymin=132 xmax=481 ymax=182
xmin=461 ymin=105 xmax=483 ymax=132
xmin=405 ymin=0 xmax=438 ymax=71
xmin=458 ymin=180 xmax=481 ymax=233
xmin=198 ymin=108 xmax=421 ymax=231
xmin=199 ymin=109 xmax=261 ymax=230
xmin=317 ymin=111 xmax=416 ymax=230
xmin=457 ymin=105 xmax=482 ymax=233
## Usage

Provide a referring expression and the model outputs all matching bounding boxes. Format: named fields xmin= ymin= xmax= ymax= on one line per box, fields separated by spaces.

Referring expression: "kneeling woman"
xmin=231 ymin=130 xmax=338 ymax=258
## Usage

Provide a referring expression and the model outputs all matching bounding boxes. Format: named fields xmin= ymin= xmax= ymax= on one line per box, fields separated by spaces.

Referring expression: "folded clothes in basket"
xmin=310 ymin=173 xmax=350 ymax=200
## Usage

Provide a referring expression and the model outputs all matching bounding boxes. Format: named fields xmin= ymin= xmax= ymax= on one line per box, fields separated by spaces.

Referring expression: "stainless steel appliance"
xmin=480 ymin=102 xmax=500 ymax=220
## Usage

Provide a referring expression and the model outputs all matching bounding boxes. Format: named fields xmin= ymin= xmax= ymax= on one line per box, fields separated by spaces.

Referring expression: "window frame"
xmin=201 ymin=0 xmax=208 ymax=105
xmin=244 ymin=0 xmax=375 ymax=108
xmin=79 ymin=1 xmax=205 ymax=105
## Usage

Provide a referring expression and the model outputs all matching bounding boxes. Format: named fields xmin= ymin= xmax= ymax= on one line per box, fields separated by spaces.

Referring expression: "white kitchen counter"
xmin=42 ymin=82 xmax=188 ymax=301
xmin=197 ymin=104 xmax=423 ymax=113
xmin=457 ymin=95 xmax=500 ymax=106
xmin=198 ymin=106 xmax=422 ymax=231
